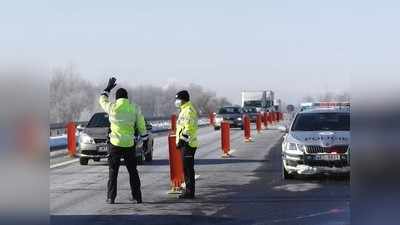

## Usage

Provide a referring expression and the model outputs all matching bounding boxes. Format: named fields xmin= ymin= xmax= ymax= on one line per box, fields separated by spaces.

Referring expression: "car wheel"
xmin=214 ymin=126 xmax=220 ymax=131
xmin=80 ymin=157 xmax=89 ymax=165
xmin=283 ymin=164 xmax=294 ymax=180
xmin=145 ymin=143 xmax=153 ymax=162
xmin=93 ymin=158 xmax=100 ymax=162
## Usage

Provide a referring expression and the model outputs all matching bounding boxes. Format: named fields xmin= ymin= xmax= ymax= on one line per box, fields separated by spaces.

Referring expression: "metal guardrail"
xmin=49 ymin=115 xmax=210 ymax=137
xmin=49 ymin=116 xmax=210 ymax=152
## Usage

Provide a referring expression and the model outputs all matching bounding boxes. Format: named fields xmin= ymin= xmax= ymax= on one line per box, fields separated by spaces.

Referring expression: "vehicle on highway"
xmin=78 ymin=112 xmax=154 ymax=165
xmin=241 ymin=90 xmax=274 ymax=112
xmin=214 ymin=106 xmax=244 ymax=130
xmin=242 ymin=107 xmax=258 ymax=122
xmin=281 ymin=105 xmax=350 ymax=179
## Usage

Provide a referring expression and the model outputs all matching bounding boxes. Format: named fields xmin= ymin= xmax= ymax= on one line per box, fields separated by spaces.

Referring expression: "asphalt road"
xmin=50 ymin=126 xmax=350 ymax=225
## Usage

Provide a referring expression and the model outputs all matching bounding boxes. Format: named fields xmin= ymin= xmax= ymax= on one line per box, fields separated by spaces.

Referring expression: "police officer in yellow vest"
xmin=175 ymin=90 xmax=199 ymax=199
xmin=99 ymin=77 xmax=146 ymax=204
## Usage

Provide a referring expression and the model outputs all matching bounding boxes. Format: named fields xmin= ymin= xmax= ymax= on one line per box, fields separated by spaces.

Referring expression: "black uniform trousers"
xmin=180 ymin=144 xmax=197 ymax=197
xmin=107 ymin=144 xmax=141 ymax=201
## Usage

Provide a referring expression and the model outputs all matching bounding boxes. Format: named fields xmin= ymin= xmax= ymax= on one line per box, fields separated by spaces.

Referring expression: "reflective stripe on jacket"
xmin=176 ymin=101 xmax=199 ymax=148
xmin=99 ymin=95 xmax=146 ymax=148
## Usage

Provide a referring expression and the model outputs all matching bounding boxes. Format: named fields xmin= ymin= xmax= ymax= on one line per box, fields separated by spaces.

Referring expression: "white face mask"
xmin=175 ymin=99 xmax=182 ymax=108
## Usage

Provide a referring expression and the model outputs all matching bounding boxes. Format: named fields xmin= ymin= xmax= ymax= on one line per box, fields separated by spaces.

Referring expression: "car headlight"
xmin=285 ymin=142 xmax=306 ymax=152
xmin=79 ymin=133 xmax=95 ymax=144
xmin=237 ymin=118 xmax=242 ymax=121
xmin=287 ymin=143 xmax=297 ymax=150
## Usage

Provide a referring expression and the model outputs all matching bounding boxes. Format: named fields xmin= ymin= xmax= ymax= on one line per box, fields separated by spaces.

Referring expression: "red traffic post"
xmin=256 ymin=113 xmax=262 ymax=133
xmin=277 ymin=112 xmax=281 ymax=122
xmin=167 ymin=134 xmax=185 ymax=194
xmin=243 ymin=115 xmax=252 ymax=142
xmin=269 ymin=112 xmax=273 ymax=124
xmin=263 ymin=112 xmax=268 ymax=129
xmin=170 ymin=114 xmax=177 ymax=133
xmin=66 ymin=121 xmax=77 ymax=157
xmin=221 ymin=121 xmax=231 ymax=158
xmin=268 ymin=112 xmax=273 ymax=125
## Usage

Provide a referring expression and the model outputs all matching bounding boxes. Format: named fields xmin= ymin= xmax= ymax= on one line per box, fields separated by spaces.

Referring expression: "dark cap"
xmin=176 ymin=90 xmax=190 ymax=102
xmin=116 ymin=88 xmax=128 ymax=100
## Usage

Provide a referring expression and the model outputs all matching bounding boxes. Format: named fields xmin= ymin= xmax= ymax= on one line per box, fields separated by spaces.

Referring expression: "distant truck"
xmin=241 ymin=90 xmax=274 ymax=112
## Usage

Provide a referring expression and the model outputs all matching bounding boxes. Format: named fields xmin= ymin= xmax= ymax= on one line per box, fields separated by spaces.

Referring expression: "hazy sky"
xmin=1 ymin=0 xmax=398 ymax=104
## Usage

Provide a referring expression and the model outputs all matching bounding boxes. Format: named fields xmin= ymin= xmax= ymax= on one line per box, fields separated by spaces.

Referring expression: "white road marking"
xmin=50 ymin=159 xmax=79 ymax=169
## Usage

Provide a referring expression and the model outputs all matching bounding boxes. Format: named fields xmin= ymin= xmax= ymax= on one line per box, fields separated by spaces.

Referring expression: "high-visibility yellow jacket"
xmin=176 ymin=101 xmax=199 ymax=148
xmin=99 ymin=95 xmax=146 ymax=148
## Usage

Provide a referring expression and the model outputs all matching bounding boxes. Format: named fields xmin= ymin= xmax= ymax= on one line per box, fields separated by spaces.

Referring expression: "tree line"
xmin=49 ymin=66 xmax=231 ymax=124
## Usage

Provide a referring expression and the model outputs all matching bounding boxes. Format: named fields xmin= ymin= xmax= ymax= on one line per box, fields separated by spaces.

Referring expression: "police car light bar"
xmin=314 ymin=102 xmax=350 ymax=108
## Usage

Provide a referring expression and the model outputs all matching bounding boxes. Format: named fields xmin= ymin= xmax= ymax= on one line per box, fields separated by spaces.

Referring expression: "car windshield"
xmin=243 ymin=101 xmax=262 ymax=107
xmin=218 ymin=107 xmax=241 ymax=114
xmin=87 ymin=113 xmax=110 ymax=128
xmin=243 ymin=108 xmax=257 ymax=113
xmin=291 ymin=112 xmax=350 ymax=131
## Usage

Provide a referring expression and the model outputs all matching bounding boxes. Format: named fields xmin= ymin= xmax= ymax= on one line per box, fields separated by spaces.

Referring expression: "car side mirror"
xmin=77 ymin=124 xmax=85 ymax=132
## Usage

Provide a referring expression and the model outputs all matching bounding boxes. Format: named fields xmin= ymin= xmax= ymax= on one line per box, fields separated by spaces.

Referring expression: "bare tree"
xmin=49 ymin=65 xmax=95 ymax=123
xmin=49 ymin=68 xmax=231 ymax=123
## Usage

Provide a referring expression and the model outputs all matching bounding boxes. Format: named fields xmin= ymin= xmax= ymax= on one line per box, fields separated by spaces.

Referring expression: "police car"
xmin=281 ymin=103 xmax=350 ymax=179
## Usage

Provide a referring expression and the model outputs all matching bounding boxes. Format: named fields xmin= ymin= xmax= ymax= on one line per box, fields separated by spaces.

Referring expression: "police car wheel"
xmin=80 ymin=157 xmax=89 ymax=166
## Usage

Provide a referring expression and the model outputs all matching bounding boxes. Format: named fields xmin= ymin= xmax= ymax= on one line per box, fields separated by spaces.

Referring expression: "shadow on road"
xmin=148 ymin=158 xmax=269 ymax=166
xmin=51 ymin=215 xmax=240 ymax=225
xmin=84 ymin=158 xmax=270 ymax=167
xmin=206 ymin=138 xmax=351 ymax=225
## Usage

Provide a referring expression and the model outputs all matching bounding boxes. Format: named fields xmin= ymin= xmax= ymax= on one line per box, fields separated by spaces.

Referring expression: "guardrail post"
xmin=243 ymin=115 xmax=252 ymax=142
xmin=170 ymin=114 xmax=177 ymax=133
xmin=167 ymin=134 xmax=184 ymax=194
xmin=66 ymin=121 xmax=77 ymax=157
xmin=221 ymin=121 xmax=231 ymax=158
xmin=256 ymin=114 xmax=262 ymax=133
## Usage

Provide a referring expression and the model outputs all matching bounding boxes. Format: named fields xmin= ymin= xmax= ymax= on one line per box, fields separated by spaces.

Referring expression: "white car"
xmin=281 ymin=107 xmax=350 ymax=179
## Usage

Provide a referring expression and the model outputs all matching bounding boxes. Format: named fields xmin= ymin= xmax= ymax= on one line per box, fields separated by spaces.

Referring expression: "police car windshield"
xmin=218 ymin=107 xmax=241 ymax=114
xmin=87 ymin=113 xmax=110 ymax=128
xmin=291 ymin=112 xmax=350 ymax=131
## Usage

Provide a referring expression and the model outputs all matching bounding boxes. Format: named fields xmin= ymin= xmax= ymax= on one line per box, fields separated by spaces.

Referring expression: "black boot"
xmin=130 ymin=193 xmax=143 ymax=204
xmin=106 ymin=198 xmax=115 ymax=204
xmin=178 ymin=191 xmax=195 ymax=199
